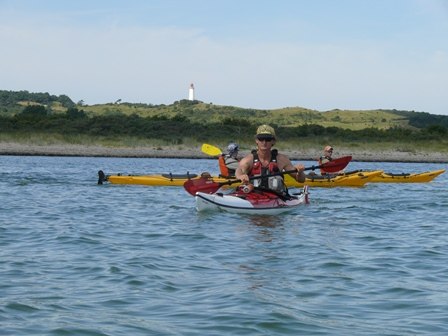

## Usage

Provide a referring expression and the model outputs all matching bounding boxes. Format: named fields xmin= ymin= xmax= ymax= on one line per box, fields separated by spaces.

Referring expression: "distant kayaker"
xmin=235 ymin=124 xmax=306 ymax=193
xmin=218 ymin=142 xmax=240 ymax=178
xmin=319 ymin=145 xmax=333 ymax=162
xmin=319 ymin=145 xmax=342 ymax=175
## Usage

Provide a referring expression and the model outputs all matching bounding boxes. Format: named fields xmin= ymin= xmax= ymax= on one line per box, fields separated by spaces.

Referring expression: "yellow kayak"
xmin=100 ymin=172 xmax=208 ymax=186
xmin=99 ymin=171 xmax=240 ymax=187
xmin=284 ymin=170 xmax=384 ymax=188
xmin=98 ymin=170 xmax=383 ymax=188
xmin=370 ymin=169 xmax=445 ymax=183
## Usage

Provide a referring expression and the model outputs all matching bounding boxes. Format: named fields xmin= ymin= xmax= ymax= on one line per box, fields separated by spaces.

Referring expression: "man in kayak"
xmin=235 ymin=124 xmax=306 ymax=193
xmin=319 ymin=145 xmax=343 ymax=175
xmin=320 ymin=145 xmax=333 ymax=164
xmin=218 ymin=142 xmax=239 ymax=178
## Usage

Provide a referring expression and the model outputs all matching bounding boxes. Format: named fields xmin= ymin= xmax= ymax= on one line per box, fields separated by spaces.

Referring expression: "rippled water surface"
xmin=1 ymin=155 xmax=447 ymax=335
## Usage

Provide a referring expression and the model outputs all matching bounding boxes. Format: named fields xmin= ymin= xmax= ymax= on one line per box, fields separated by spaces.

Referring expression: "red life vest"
xmin=218 ymin=155 xmax=230 ymax=177
xmin=218 ymin=155 xmax=239 ymax=177
xmin=250 ymin=150 xmax=280 ymax=189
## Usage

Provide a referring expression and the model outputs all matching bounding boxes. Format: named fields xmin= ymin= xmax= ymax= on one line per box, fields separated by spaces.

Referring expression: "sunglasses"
xmin=257 ymin=135 xmax=275 ymax=142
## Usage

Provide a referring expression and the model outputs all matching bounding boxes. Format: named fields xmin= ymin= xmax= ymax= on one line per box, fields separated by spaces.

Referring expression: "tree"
xmin=57 ymin=94 xmax=75 ymax=108
xmin=66 ymin=107 xmax=87 ymax=119
xmin=21 ymin=104 xmax=48 ymax=117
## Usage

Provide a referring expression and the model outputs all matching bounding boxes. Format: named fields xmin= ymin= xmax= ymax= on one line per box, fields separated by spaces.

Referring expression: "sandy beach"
xmin=0 ymin=142 xmax=447 ymax=163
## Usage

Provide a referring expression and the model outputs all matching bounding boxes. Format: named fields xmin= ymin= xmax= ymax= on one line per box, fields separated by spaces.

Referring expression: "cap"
xmin=324 ymin=146 xmax=333 ymax=151
xmin=227 ymin=142 xmax=239 ymax=154
xmin=256 ymin=124 xmax=276 ymax=138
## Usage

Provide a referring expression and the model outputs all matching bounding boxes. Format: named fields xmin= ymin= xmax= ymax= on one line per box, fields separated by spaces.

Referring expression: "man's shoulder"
xmin=275 ymin=152 xmax=292 ymax=166
xmin=240 ymin=153 xmax=254 ymax=163
xmin=276 ymin=152 xmax=290 ymax=160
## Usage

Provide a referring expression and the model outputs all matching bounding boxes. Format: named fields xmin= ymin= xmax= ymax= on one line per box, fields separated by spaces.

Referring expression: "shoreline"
xmin=0 ymin=142 xmax=447 ymax=163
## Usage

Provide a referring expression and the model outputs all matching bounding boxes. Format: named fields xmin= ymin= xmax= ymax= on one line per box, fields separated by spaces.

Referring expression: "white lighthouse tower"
xmin=188 ymin=83 xmax=195 ymax=101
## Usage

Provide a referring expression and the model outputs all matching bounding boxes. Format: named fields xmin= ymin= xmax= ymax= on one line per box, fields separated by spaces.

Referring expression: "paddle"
xmin=201 ymin=143 xmax=222 ymax=156
xmin=184 ymin=155 xmax=352 ymax=195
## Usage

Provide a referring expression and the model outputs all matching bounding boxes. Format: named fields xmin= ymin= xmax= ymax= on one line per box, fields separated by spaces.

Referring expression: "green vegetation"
xmin=0 ymin=90 xmax=74 ymax=116
xmin=1 ymin=90 xmax=447 ymax=153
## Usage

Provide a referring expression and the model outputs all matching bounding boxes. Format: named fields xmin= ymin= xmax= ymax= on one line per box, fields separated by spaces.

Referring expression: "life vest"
xmin=250 ymin=149 xmax=281 ymax=189
xmin=219 ymin=155 xmax=238 ymax=177
xmin=218 ymin=155 xmax=230 ymax=177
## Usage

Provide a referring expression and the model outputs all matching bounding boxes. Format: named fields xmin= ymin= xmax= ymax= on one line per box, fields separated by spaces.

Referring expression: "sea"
xmin=1 ymin=155 xmax=447 ymax=335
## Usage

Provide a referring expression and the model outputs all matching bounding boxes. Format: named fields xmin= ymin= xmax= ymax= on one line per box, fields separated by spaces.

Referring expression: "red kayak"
xmin=195 ymin=186 xmax=309 ymax=215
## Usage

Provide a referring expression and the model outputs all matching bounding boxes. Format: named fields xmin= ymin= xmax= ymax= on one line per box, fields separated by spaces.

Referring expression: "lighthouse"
xmin=188 ymin=83 xmax=195 ymax=101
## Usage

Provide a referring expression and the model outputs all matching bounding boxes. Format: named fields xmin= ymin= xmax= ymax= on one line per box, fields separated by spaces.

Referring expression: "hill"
xmin=1 ymin=90 xmax=448 ymax=160
xmin=1 ymin=90 xmax=448 ymax=131
xmin=0 ymin=90 xmax=75 ymax=115
xmin=79 ymin=99 xmax=448 ymax=131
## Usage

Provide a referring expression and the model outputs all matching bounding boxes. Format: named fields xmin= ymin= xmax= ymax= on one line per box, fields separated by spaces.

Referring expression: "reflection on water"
xmin=248 ymin=215 xmax=283 ymax=228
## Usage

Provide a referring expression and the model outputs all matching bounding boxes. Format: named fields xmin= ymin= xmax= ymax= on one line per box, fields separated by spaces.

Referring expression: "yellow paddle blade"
xmin=201 ymin=144 xmax=222 ymax=156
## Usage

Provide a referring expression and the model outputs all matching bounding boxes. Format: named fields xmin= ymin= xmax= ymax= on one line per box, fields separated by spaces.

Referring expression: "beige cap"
xmin=324 ymin=145 xmax=333 ymax=151
xmin=256 ymin=124 xmax=276 ymax=137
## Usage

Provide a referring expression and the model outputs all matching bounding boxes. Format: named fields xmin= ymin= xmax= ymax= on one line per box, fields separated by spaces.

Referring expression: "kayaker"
xmin=319 ymin=145 xmax=342 ymax=175
xmin=319 ymin=145 xmax=333 ymax=166
xmin=218 ymin=142 xmax=239 ymax=177
xmin=235 ymin=124 xmax=306 ymax=193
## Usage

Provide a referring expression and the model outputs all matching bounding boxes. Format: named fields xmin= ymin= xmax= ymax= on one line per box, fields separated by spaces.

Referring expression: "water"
xmin=1 ymin=155 xmax=447 ymax=335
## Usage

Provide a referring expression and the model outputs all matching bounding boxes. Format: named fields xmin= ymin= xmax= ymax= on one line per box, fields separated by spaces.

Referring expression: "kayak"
xmin=370 ymin=169 xmax=445 ymax=183
xmin=99 ymin=172 xmax=205 ymax=186
xmin=195 ymin=186 xmax=309 ymax=215
xmin=98 ymin=170 xmax=381 ymax=188
xmin=98 ymin=171 xmax=225 ymax=186
xmin=284 ymin=170 xmax=384 ymax=188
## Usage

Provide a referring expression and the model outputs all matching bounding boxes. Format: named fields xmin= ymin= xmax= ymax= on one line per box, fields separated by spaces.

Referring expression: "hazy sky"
xmin=1 ymin=0 xmax=447 ymax=115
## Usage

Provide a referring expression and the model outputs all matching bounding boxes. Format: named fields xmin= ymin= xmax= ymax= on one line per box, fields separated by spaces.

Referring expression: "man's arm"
xmin=235 ymin=156 xmax=252 ymax=183
xmin=278 ymin=154 xmax=306 ymax=183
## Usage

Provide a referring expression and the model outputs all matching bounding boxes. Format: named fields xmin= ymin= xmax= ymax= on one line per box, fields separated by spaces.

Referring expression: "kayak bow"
xmin=370 ymin=169 xmax=445 ymax=183
xmin=284 ymin=170 xmax=383 ymax=188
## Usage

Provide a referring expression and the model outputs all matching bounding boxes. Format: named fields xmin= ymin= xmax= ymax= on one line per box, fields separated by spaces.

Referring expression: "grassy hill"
xmin=1 ymin=90 xmax=447 ymax=132
xmin=79 ymin=101 xmax=435 ymax=131
xmin=1 ymin=91 xmax=448 ymax=158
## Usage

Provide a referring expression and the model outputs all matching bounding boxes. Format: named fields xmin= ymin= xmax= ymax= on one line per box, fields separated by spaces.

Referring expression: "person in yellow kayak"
xmin=218 ymin=142 xmax=240 ymax=178
xmin=319 ymin=145 xmax=343 ymax=175
xmin=235 ymin=124 xmax=305 ymax=193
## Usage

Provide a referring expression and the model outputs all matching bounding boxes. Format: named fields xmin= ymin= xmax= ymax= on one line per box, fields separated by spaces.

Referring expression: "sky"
xmin=1 ymin=0 xmax=447 ymax=115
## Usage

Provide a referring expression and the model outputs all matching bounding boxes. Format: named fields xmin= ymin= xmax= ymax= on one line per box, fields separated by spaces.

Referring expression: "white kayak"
xmin=195 ymin=186 xmax=309 ymax=215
